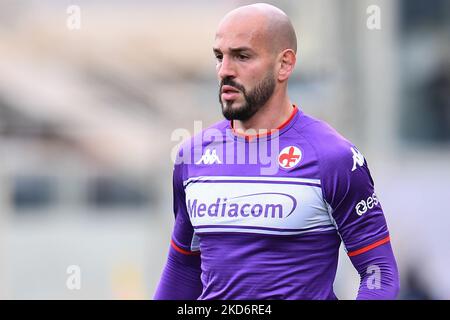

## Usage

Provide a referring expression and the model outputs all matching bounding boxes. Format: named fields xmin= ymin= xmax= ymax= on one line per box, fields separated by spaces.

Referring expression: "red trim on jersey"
xmin=170 ymin=239 xmax=200 ymax=256
xmin=347 ymin=236 xmax=391 ymax=257
xmin=277 ymin=105 xmax=299 ymax=131
xmin=231 ymin=105 xmax=298 ymax=141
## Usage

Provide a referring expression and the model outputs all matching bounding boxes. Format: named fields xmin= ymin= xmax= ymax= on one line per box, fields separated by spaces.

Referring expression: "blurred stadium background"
xmin=0 ymin=0 xmax=449 ymax=299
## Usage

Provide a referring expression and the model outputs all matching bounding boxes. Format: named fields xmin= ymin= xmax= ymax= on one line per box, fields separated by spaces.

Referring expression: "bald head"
xmin=216 ymin=3 xmax=297 ymax=54
xmin=214 ymin=4 xmax=298 ymax=121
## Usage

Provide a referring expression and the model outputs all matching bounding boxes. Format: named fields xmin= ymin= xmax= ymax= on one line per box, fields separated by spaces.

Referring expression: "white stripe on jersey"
xmin=183 ymin=175 xmax=321 ymax=187
xmin=194 ymin=226 xmax=336 ymax=236
xmin=184 ymin=177 xmax=334 ymax=235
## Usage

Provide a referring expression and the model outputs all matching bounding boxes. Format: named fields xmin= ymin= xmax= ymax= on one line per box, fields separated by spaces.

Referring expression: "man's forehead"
xmin=215 ymin=31 xmax=257 ymax=43
xmin=214 ymin=26 xmax=266 ymax=51
xmin=214 ymin=4 xmax=297 ymax=55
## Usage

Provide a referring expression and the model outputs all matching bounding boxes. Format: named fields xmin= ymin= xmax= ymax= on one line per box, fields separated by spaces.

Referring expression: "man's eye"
xmin=237 ymin=54 xmax=249 ymax=61
xmin=215 ymin=55 xmax=223 ymax=61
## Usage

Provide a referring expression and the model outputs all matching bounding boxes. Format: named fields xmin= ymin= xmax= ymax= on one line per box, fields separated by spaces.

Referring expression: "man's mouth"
xmin=221 ymin=85 xmax=241 ymax=101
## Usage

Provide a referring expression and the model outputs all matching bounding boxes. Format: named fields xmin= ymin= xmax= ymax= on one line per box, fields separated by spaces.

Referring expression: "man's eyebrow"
xmin=229 ymin=47 xmax=254 ymax=54
xmin=212 ymin=47 xmax=254 ymax=54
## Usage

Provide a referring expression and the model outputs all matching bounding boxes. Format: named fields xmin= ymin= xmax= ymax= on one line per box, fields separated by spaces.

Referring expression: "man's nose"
xmin=218 ymin=56 xmax=237 ymax=79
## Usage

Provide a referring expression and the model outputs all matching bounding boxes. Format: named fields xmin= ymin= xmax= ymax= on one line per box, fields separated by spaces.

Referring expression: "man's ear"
xmin=277 ymin=49 xmax=296 ymax=82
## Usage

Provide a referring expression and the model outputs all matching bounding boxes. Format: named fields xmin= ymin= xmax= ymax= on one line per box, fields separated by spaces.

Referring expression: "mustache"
xmin=220 ymin=77 xmax=246 ymax=93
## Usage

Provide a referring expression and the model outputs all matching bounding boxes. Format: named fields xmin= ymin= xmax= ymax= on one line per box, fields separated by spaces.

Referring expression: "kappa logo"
xmin=351 ymin=147 xmax=365 ymax=172
xmin=196 ymin=148 xmax=222 ymax=165
xmin=278 ymin=146 xmax=302 ymax=169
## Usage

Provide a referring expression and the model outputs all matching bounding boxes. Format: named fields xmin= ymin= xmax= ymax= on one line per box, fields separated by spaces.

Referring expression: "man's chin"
xmin=222 ymin=101 xmax=243 ymax=119
xmin=222 ymin=104 xmax=255 ymax=121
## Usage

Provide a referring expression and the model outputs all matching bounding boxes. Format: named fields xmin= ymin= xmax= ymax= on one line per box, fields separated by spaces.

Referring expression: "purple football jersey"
xmin=170 ymin=106 xmax=390 ymax=300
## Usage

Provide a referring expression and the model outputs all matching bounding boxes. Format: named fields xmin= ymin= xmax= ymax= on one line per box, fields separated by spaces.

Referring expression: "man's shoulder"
xmin=206 ymin=119 xmax=230 ymax=133
xmin=294 ymin=112 xmax=356 ymax=164
xmin=175 ymin=119 xmax=229 ymax=159
xmin=187 ymin=119 xmax=229 ymax=147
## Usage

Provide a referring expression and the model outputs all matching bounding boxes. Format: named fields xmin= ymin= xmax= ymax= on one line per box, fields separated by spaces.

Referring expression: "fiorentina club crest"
xmin=278 ymin=146 xmax=302 ymax=169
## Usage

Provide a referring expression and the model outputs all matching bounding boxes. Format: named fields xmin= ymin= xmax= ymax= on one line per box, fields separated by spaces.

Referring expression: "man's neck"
xmin=233 ymin=94 xmax=294 ymax=134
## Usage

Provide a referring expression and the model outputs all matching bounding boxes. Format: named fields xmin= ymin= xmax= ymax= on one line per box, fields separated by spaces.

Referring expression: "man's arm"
xmin=349 ymin=240 xmax=399 ymax=299
xmin=319 ymin=140 xmax=400 ymax=299
xmin=154 ymin=151 xmax=203 ymax=300
xmin=154 ymin=242 xmax=202 ymax=300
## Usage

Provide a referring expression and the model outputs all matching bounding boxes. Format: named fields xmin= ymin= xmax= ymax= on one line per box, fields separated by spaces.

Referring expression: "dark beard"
xmin=219 ymin=72 xmax=276 ymax=121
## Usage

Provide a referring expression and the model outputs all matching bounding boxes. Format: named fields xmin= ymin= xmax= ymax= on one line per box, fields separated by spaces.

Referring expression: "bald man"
xmin=154 ymin=3 xmax=399 ymax=300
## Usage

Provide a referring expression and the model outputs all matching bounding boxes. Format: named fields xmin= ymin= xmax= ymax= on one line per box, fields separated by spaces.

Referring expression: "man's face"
xmin=214 ymin=18 xmax=277 ymax=121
